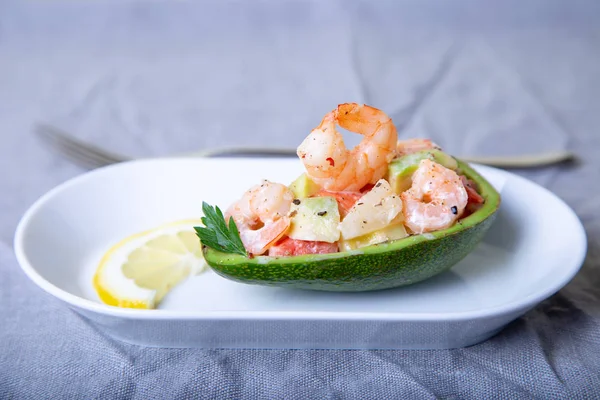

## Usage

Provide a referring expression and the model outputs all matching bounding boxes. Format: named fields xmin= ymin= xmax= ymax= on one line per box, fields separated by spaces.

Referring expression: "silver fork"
xmin=34 ymin=122 xmax=577 ymax=170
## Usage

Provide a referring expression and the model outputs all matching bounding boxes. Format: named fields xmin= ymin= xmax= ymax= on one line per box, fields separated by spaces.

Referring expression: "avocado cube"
xmin=386 ymin=149 xmax=458 ymax=194
xmin=288 ymin=173 xmax=321 ymax=199
xmin=288 ymin=197 xmax=340 ymax=243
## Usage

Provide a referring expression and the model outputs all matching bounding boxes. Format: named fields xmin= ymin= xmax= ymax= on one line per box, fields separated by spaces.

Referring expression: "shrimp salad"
xmin=224 ymin=103 xmax=486 ymax=257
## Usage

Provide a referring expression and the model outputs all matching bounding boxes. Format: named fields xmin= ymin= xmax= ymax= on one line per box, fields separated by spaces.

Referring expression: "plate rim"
xmin=13 ymin=157 xmax=588 ymax=322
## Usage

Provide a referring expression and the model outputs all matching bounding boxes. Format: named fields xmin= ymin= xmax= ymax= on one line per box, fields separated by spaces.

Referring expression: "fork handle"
xmin=187 ymin=147 xmax=576 ymax=168
xmin=457 ymin=151 xmax=576 ymax=168
xmin=191 ymin=147 xmax=299 ymax=158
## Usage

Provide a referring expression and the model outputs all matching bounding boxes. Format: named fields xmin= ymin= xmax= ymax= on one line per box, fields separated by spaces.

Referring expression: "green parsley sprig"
xmin=194 ymin=201 xmax=247 ymax=256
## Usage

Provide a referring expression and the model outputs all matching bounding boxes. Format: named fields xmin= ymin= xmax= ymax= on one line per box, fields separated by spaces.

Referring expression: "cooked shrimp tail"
xmin=401 ymin=159 xmax=468 ymax=233
xmin=297 ymin=103 xmax=398 ymax=192
xmin=225 ymin=180 xmax=293 ymax=255
xmin=396 ymin=138 xmax=441 ymax=156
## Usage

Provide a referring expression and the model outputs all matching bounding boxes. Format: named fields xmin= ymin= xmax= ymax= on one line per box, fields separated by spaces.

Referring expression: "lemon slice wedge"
xmin=93 ymin=219 xmax=208 ymax=309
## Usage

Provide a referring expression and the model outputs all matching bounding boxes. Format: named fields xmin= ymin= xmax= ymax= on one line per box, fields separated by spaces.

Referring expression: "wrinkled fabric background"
xmin=1 ymin=1 xmax=600 ymax=398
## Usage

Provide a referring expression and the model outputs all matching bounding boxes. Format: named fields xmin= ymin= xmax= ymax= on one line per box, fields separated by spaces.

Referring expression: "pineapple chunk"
xmin=339 ymin=179 xmax=403 ymax=240
xmin=339 ymin=221 xmax=408 ymax=251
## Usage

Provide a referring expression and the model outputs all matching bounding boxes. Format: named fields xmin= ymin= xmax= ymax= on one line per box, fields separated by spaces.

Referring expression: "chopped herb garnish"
xmin=194 ymin=201 xmax=247 ymax=256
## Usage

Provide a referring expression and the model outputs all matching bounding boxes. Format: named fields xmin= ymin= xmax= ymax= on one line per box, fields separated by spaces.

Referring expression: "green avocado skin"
xmin=202 ymin=159 xmax=500 ymax=292
xmin=206 ymin=212 xmax=496 ymax=291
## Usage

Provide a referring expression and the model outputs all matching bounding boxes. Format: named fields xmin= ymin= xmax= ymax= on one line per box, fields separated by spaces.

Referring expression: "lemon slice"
xmin=93 ymin=219 xmax=208 ymax=309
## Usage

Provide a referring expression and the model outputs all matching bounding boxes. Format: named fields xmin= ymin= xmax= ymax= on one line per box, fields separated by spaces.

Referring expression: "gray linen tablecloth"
xmin=2 ymin=1 xmax=600 ymax=398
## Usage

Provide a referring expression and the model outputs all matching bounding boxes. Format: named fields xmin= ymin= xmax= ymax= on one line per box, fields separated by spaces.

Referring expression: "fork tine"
xmin=37 ymin=134 xmax=120 ymax=169
xmin=34 ymin=123 xmax=131 ymax=169
xmin=48 ymin=141 xmax=119 ymax=169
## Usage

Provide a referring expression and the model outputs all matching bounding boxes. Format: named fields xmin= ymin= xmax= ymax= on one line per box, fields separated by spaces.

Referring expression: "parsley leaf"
xmin=194 ymin=201 xmax=247 ymax=256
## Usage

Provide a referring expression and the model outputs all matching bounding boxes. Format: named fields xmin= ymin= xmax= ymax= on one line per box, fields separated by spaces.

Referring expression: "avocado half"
xmin=202 ymin=159 xmax=501 ymax=292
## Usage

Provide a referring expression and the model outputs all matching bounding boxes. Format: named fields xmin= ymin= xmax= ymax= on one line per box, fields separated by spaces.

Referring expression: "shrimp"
xmin=396 ymin=138 xmax=441 ymax=156
xmin=401 ymin=159 xmax=468 ymax=234
xmin=297 ymin=103 xmax=398 ymax=192
xmin=225 ymin=180 xmax=294 ymax=255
